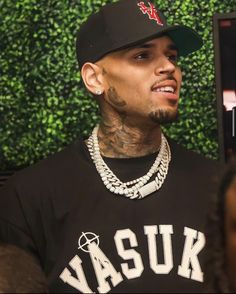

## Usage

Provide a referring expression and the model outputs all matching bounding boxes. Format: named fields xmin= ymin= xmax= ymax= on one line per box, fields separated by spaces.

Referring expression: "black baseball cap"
xmin=76 ymin=0 xmax=203 ymax=69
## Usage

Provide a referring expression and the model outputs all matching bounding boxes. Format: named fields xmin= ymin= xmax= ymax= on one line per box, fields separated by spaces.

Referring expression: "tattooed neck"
xmin=97 ymin=121 xmax=162 ymax=158
xmin=94 ymin=85 xmax=162 ymax=158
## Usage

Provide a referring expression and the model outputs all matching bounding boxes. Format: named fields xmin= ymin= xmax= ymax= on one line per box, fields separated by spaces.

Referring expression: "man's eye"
xmin=134 ymin=52 xmax=150 ymax=60
xmin=168 ymin=55 xmax=178 ymax=63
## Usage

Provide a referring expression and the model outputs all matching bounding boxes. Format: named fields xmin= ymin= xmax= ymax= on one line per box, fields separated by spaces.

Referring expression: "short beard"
xmin=149 ymin=109 xmax=179 ymax=124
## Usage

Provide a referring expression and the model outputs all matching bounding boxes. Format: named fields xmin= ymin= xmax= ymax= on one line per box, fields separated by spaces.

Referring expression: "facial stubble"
xmin=149 ymin=107 xmax=179 ymax=124
xmin=106 ymin=86 xmax=179 ymax=124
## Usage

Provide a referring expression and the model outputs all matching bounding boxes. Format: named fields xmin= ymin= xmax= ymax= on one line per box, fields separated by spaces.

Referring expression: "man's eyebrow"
xmin=134 ymin=43 xmax=155 ymax=49
xmin=167 ymin=43 xmax=179 ymax=53
xmin=125 ymin=43 xmax=155 ymax=51
xmin=124 ymin=42 xmax=179 ymax=53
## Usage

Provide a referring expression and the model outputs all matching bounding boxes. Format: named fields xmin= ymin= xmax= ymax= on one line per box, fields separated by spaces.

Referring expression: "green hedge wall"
xmin=0 ymin=0 xmax=235 ymax=171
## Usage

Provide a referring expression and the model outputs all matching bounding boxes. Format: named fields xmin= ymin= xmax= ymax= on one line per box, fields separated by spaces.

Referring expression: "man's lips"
xmin=151 ymin=80 xmax=179 ymax=100
xmin=151 ymin=80 xmax=177 ymax=91
xmin=154 ymin=91 xmax=179 ymax=100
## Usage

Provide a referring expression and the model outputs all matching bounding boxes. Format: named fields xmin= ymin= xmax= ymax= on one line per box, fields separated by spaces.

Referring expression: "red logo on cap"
xmin=138 ymin=2 xmax=164 ymax=26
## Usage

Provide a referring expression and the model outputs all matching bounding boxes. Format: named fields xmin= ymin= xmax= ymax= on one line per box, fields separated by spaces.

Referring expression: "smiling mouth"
xmin=152 ymin=86 xmax=175 ymax=93
xmin=152 ymin=86 xmax=178 ymax=100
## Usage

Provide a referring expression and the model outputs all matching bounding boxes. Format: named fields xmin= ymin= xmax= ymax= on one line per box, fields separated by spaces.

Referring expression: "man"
xmin=0 ymin=0 xmax=220 ymax=293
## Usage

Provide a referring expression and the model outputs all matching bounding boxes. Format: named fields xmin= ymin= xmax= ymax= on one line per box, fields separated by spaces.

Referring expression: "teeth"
xmin=154 ymin=86 xmax=175 ymax=93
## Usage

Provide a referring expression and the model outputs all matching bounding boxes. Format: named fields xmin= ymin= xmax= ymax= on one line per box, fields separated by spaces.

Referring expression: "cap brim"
xmin=164 ymin=25 xmax=203 ymax=56
xmin=96 ymin=25 xmax=203 ymax=62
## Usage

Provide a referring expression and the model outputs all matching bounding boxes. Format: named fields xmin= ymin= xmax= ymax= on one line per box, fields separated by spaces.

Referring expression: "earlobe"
xmin=81 ymin=63 xmax=104 ymax=96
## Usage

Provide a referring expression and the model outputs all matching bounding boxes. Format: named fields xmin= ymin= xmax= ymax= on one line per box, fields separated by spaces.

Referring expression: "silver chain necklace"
xmin=87 ymin=125 xmax=171 ymax=199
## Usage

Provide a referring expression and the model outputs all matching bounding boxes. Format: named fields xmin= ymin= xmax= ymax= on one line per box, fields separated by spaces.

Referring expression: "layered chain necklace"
xmin=87 ymin=125 xmax=171 ymax=200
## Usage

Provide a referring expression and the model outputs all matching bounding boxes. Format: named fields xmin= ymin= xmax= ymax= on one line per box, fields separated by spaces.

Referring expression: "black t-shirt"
xmin=0 ymin=139 xmax=220 ymax=293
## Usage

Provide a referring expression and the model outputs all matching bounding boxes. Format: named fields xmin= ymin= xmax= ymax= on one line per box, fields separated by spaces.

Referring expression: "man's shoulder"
xmin=168 ymin=138 xmax=221 ymax=170
xmin=167 ymin=139 xmax=223 ymax=201
xmin=4 ymin=139 xmax=86 ymax=190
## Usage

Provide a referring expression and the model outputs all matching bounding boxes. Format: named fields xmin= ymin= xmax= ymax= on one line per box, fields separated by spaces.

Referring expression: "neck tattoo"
xmin=87 ymin=125 xmax=171 ymax=200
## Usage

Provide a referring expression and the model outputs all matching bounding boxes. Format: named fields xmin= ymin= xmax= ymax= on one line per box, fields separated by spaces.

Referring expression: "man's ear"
xmin=81 ymin=62 xmax=104 ymax=96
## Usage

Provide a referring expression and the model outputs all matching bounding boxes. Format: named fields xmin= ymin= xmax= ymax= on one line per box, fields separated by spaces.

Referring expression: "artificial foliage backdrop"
xmin=0 ymin=0 xmax=235 ymax=171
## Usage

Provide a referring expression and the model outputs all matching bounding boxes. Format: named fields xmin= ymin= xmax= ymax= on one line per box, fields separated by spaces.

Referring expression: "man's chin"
xmin=149 ymin=109 xmax=179 ymax=124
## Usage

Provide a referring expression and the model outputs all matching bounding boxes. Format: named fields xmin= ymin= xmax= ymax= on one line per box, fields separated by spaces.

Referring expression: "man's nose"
xmin=154 ymin=56 xmax=176 ymax=75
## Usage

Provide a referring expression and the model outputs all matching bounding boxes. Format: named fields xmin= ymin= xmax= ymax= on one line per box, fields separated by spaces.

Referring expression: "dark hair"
xmin=0 ymin=243 xmax=48 ymax=293
xmin=204 ymin=158 xmax=236 ymax=293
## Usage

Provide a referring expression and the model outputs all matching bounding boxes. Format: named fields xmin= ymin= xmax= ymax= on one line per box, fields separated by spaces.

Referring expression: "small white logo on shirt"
xmin=78 ymin=232 xmax=100 ymax=253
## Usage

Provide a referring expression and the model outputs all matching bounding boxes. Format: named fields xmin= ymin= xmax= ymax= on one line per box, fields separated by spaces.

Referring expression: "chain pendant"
xmin=138 ymin=181 xmax=158 ymax=198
